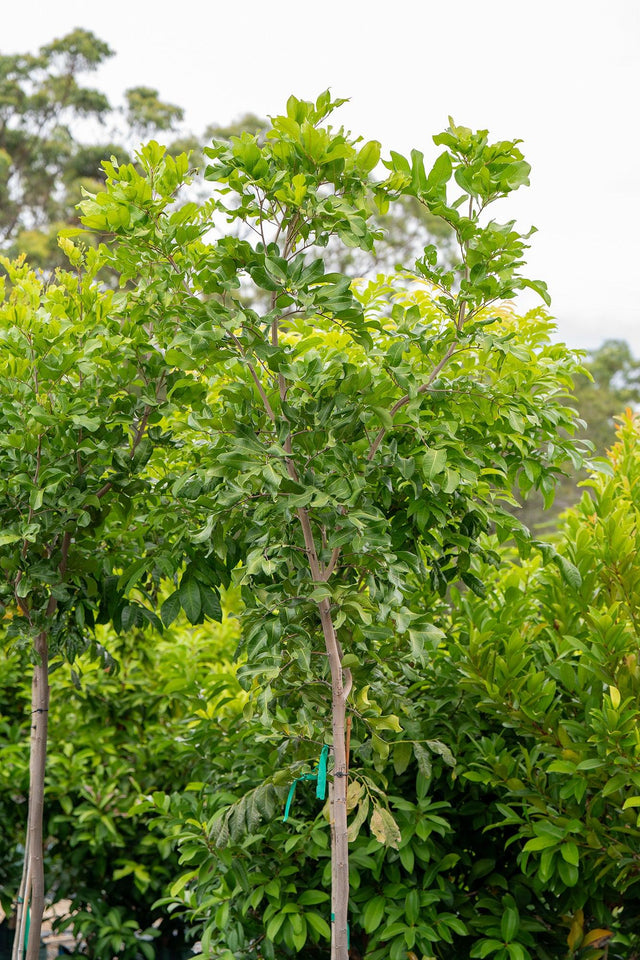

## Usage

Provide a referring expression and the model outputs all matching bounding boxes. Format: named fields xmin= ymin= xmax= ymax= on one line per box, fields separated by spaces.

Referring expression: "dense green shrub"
xmin=145 ymin=416 xmax=640 ymax=960
xmin=0 ymin=614 xmax=239 ymax=958
xmin=4 ymin=417 xmax=640 ymax=958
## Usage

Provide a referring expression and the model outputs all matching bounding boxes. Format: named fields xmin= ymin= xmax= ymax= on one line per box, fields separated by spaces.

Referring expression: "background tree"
xmin=0 ymin=29 xmax=184 ymax=271
xmin=575 ymin=339 xmax=640 ymax=450
xmin=516 ymin=338 xmax=640 ymax=531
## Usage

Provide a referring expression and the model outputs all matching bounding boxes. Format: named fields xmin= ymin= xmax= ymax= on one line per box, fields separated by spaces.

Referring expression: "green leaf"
xmin=557 ymin=858 xmax=579 ymax=887
xmin=470 ymin=940 xmax=507 ymax=959
xmin=161 ymin=590 xmax=181 ymax=628
xmin=0 ymin=532 xmax=21 ymax=546
xmin=405 ymin=888 xmax=420 ymax=926
xmin=501 ymin=907 xmax=519 ymax=942
xmin=356 ymin=141 xmax=381 ymax=173
xmin=179 ymin=578 xmax=202 ymax=624
xmin=561 ymin=841 xmax=579 ymax=866
xmin=297 ymin=890 xmax=329 ymax=906
xmin=265 ymin=911 xmax=286 ymax=942
xmin=507 ymin=944 xmax=529 ymax=960
xmin=362 ymin=895 xmax=386 ymax=933
xmin=305 ymin=912 xmax=331 ymax=940
xmin=200 ymin=586 xmax=222 ymax=621
xmin=552 ymin=554 xmax=582 ymax=590
xmin=426 ymin=150 xmax=452 ymax=193
xmin=422 ymin=447 xmax=447 ymax=479
xmin=425 ymin=739 xmax=456 ymax=767
xmin=520 ymin=277 xmax=551 ymax=307
xmin=461 ymin=571 xmax=486 ymax=598
xmin=523 ymin=835 xmax=558 ymax=852
xmin=393 ymin=741 xmax=412 ymax=776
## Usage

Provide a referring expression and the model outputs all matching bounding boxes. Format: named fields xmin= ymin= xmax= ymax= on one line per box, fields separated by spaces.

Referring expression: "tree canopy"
xmin=0 ymin=27 xmax=638 ymax=960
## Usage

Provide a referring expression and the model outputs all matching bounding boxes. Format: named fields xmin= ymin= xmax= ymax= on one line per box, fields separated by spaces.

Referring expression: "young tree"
xmin=0 ymin=247 xmax=185 ymax=959
xmin=148 ymin=418 xmax=640 ymax=960
xmin=79 ymin=95 xmax=584 ymax=960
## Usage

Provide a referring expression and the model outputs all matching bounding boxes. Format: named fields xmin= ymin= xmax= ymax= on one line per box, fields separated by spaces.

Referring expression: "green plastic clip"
xmin=282 ymin=744 xmax=330 ymax=822
xmin=330 ymin=913 xmax=350 ymax=948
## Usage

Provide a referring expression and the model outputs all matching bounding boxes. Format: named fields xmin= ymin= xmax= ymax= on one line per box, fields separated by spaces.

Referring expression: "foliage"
xmin=0 ymin=614 xmax=239 ymax=958
xmin=0 ymin=29 xmax=184 ymax=269
xmin=78 ymin=93 xmax=586 ymax=665
xmin=0 ymin=244 xmax=194 ymax=958
xmin=140 ymin=419 xmax=640 ymax=960
xmin=517 ymin=338 xmax=640 ymax=531
xmin=76 ymin=94 xmax=588 ymax=959
xmin=0 ymin=249 xmax=172 ymax=654
xmin=447 ymin=411 xmax=640 ymax=958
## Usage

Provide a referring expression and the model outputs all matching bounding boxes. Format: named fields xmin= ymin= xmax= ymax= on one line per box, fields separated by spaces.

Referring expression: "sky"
xmin=4 ymin=0 xmax=639 ymax=354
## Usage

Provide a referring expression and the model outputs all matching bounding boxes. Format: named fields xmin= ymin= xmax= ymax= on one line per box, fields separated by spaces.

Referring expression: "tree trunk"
xmin=318 ymin=598 xmax=349 ymax=960
xmin=11 ymin=834 xmax=30 ymax=960
xmin=20 ymin=631 xmax=49 ymax=960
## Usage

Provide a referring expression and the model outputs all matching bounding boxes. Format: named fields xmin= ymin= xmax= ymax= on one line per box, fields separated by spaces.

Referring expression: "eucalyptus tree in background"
xmin=1 ymin=26 xmax=452 ymax=280
xmin=79 ymin=94 xmax=585 ymax=960
xmin=515 ymin=338 xmax=640 ymax=531
xmin=0 ymin=248 xmax=184 ymax=960
xmin=0 ymin=28 xmax=184 ymax=269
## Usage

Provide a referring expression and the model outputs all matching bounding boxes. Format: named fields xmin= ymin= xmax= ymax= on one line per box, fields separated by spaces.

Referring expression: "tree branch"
xmin=367 ymin=341 xmax=459 ymax=461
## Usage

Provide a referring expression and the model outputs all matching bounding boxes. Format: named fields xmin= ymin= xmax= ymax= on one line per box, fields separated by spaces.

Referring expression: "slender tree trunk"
xmin=318 ymin=597 xmax=349 ymax=960
xmin=11 ymin=834 xmax=30 ymax=960
xmin=18 ymin=631 xmax=49 ymax=960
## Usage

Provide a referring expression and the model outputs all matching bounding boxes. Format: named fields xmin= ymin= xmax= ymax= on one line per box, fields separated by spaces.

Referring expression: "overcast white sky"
xmin=4 ymin=0 xmax=639 ymax=353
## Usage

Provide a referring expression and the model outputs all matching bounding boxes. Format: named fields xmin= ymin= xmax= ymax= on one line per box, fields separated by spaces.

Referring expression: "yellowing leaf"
xmin=370 ymin=804 xmax=401 ymax=849
xmin=582 ymin=928 xmax=613 ymax=948
xmin=346 ymin=780 xmax=364 ymax=813
xmin=566 ymin=908 xmax=584 ymax=952
xmin=609 ymin=686 xmax=621 ymax=708
xmin=346 ymin=795 xmax=369 ymax=842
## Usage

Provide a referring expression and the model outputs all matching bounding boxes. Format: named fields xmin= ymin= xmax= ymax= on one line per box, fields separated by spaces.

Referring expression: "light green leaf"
xmin=0 ymin=532 xmax=22 ymax=546
xmin=356 ymin=140 xmax=381 ymax=173
xmin=422 ymin=447 xmax=447 ymax=479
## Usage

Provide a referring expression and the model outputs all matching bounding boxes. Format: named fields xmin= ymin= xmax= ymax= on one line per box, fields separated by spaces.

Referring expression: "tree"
xmin=0 ymin=247 xmax=184 ymax=959
xmin=575 ymin=339 xmax=640 ymax=451
xmin=0 ymin=28 xmax=112 ymax=248
xmin=515 ymin=338 xmax=640 ymax=531
xmin=2 ymin=28 xmax=454 ymax=283
xmin=0 ymin=29 xmax=184 ymax=271
xmin=80 ymin=94 xmax=584 ymax=960
xmin=150 ymin=418 xmax=640 ymax=960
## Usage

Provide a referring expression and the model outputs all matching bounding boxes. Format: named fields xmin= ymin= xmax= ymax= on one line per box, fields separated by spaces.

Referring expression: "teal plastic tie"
xmin=330 ymin=913 xmax=350 ymax=948
xmin=282 ymin=772 xmax=317 ymax=822
xmin=315 ymin=744 xmax=329 ymax=800
xmin=282 ymin=745 xmax=330 ymax=822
